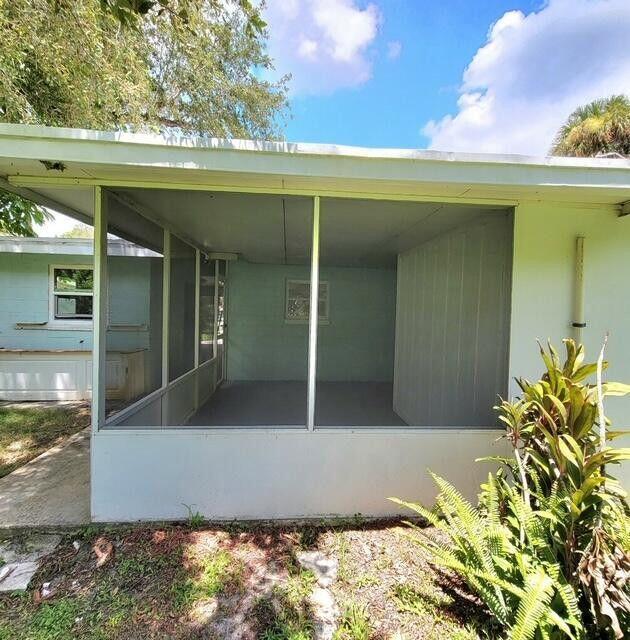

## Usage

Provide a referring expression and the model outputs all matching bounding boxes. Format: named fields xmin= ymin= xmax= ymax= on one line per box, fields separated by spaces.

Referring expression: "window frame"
xmin=49 ymin=264 xmax=94 ymax=328
xmin=285 ymin=278 xmax=329 ymax=325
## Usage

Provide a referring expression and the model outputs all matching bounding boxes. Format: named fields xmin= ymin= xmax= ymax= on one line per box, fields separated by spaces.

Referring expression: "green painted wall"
xmin=226 ymin=261 xmax=396 ymax=381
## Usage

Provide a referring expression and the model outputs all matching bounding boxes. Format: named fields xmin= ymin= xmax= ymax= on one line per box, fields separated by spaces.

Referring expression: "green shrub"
xmin=393 ymin=340 xmax=630 ymax=640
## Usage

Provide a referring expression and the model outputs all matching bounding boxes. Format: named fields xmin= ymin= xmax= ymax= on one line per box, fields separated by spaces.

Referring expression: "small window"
xmin=285 ymin=279 xmax=329 ymax=323
xmin=51 ymin=267 xmax=94 ymax=321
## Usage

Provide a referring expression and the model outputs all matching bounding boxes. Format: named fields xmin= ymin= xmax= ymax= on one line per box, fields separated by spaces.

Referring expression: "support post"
xmin=213 ymin=260 xmax=219 ymax=361
xmin=91 ymin=186 xmax=107 ymax=432
xmin=194 ymin=249 xmax=200 ymax=369
xmin=306 ymin=196 xmax=321 ymax=431
xmin=193 ymin=249 xmax=201 ymax=409
xmin=161 ymin=230 xmax=171 ymax=425
xmin=162 ymin=230 xmax=171 ymax=386
xmin=223 ymin=260 xmax=229 ymax=380
xmin=572 ymin=235 xmax=586 ymax=344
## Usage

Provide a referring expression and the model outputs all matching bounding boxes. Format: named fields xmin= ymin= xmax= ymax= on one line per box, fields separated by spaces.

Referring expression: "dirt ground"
xmin=0 ymin=521 xmax=496 ymax=640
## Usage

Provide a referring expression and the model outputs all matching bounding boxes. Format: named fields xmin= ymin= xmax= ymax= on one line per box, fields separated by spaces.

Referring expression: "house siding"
xmin=0 ymin=252 xmax=152 ymax=352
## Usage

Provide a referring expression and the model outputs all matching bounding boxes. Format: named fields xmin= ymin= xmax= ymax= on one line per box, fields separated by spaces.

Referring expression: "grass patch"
xmin=0 ymin=405 xmax=89 ymax=477
xmin=172 ymin=548 xmax=244 ymax=608
xmin=25 ymin=598 xmax=82 ymax=640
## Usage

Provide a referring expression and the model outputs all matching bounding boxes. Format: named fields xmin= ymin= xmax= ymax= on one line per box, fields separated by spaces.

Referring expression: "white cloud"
xmin=387 ymin=40 xmax=402 ymax=60
xmin=264 ymin=0 xmax=381 ymax=95
xmin=35 ymin=211 xmax=79 ymax=237
xmin=423 ymin=0 xmax=630 ymax=155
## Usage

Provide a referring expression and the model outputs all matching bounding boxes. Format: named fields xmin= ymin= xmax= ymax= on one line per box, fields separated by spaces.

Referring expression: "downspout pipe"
xmin=572 ymin=236 xmax=586 ymax=345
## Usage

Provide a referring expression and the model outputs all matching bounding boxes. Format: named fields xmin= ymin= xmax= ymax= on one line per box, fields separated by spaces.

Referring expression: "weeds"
xmin=183 ymin=505 xmax=204 ymax=528
xmin=333 ymin=601 xmax=371 ymax=640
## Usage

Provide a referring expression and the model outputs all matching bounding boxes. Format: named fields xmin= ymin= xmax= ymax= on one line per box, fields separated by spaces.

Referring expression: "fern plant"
xmin=392 ymin=473 xmax=583 ymax=640
xmin=393 ymin=340 xmax=630 ymax=640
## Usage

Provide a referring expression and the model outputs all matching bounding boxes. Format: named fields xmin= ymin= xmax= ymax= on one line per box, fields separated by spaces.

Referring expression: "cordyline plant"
xmin=392 ymin=339 xmax=630 ymax=640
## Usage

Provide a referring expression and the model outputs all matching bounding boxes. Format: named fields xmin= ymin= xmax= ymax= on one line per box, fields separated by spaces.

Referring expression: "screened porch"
xmin=83 ymin=187 xmax=513 ymax=432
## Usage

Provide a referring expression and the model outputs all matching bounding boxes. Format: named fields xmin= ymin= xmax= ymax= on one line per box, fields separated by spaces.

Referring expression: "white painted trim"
xmin=306 ymin=196 xmax=321 ymax=431
xmin=48 ymin=263 xmax=94 ymax=326
xmin=91 ymin=186 xmax=107 ymax=432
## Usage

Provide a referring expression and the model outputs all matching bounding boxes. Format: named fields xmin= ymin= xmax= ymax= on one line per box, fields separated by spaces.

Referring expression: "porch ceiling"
xmin=110 ymin=189 xmax=511 ymax=267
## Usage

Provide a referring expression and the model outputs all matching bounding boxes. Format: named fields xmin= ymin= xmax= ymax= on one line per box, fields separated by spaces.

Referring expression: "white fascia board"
xmin=0 ymin=124 xmax=629 ymax=194
xmin=0 ymin=237 xmax=159 ymax=257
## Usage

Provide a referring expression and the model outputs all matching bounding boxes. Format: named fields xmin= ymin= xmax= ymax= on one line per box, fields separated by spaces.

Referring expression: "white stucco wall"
xmin=509 ymin=203 xmax=630 ymax=421
xmin=509 ymin=202 xmax=630 ymax=488
xmin=91 ymin=428 xmax=506 ymax=521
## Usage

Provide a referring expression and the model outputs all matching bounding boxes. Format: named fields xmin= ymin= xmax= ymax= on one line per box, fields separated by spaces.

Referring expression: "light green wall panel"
xmin=0 ymin=252 xmax=152 ymax=352
xmin=227 ymin=261 xmax=396 ymax=381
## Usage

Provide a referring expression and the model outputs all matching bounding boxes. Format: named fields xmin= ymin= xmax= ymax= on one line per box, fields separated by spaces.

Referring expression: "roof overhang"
xmin=0 ymin=124 xmax=629 ymax=212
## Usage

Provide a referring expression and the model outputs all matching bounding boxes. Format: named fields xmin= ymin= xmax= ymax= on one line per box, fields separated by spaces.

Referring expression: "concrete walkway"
xmin=0 ymin=428 xmax=90 ymax=529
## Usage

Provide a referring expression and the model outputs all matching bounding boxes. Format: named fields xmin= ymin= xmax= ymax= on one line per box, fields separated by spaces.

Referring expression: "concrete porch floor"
xmin=187 ymin=381 xmax=406 ymax=427
xmin=0 ymin=428 xmax=90 ymax=529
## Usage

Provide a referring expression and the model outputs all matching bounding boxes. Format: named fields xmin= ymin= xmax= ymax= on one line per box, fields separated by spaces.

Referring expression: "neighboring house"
xmin=0 ymin=124 xmax=628 ymax=522
xmin=0 ymin=237 xmax=162 ymax=402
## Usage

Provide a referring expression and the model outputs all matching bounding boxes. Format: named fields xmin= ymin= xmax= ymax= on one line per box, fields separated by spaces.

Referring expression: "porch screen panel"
xmin=169 ymin=236 xmax=196 ymax=381
xmin=199 ymin=255 xmax=215 ymax=363
xmin=187 ymin=193 xmax=312 ymax=427
xmin=314 ymin=198 xmax=400 ymax=427
xmin=105 ymin=213 xmax=164 ymax=421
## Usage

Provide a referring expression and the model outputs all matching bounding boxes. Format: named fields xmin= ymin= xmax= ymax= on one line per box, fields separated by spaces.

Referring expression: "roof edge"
xmin=1 ymin=123 xmax=629 ymax=170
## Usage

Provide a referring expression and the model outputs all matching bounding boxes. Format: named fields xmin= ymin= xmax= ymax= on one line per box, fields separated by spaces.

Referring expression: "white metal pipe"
xmin=91 ymin=186 xmax=108 ymax=432
xmin=573 ymin=235 xmax=586 ymax=344
xmin=306 ymin=196 xmax=321 ymax=431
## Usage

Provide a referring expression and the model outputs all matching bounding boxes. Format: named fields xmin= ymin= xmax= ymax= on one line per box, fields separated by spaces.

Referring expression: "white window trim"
xmin=285 ymin=279 xmax=329 ymax=325
xmin=48 ymin=264 xmax=94 ymax=329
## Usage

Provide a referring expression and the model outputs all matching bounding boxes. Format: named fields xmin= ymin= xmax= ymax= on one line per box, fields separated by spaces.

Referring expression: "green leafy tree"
xmin=0 ymin=192 xmax=50 ymax=236
xmin=551 ymin=95 xmax=630 ymax=158
xmin=0 ymin=0 xmax=288 ymax=235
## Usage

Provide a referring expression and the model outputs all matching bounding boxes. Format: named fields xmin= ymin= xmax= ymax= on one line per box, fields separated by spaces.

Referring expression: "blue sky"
xmin=284 ymin=0 xmax=541 ymax=147
xmin=264 ymin=0 xmax=630 ymax=153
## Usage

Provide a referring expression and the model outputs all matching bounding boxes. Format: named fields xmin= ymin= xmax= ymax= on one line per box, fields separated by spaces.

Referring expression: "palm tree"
xmin=551 ymin=95 xmax=630 ymax=158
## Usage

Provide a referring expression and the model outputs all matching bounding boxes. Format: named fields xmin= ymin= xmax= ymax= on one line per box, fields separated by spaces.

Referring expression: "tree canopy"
xmin=0 ymin=0 xmax=288 ymax=235
xmin=551 ymin=95 xmax=630 ymax=158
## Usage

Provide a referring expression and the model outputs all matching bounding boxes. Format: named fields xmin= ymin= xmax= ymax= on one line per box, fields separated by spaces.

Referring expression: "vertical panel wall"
xmin=393 ymin=212 xmax=513 ymax=426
